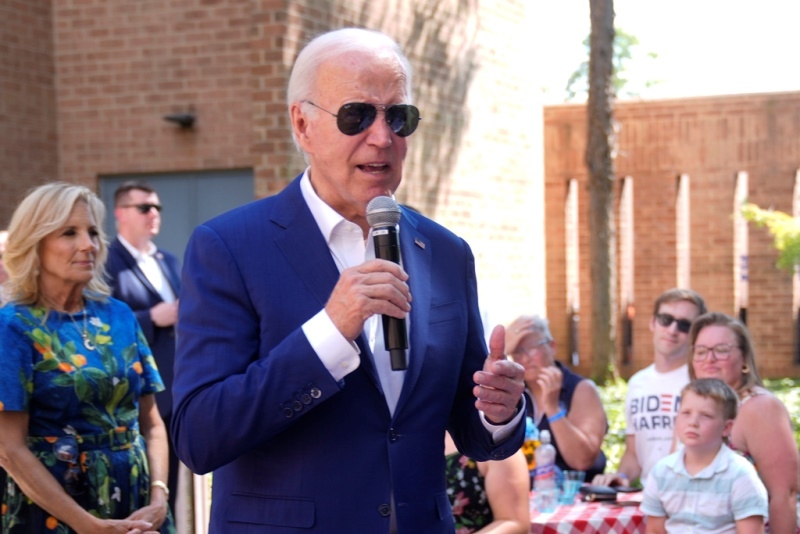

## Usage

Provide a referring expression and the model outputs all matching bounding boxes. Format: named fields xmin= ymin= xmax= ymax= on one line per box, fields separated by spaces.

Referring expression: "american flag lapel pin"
xmin=414 ymin=238 xmax=426 ymax=250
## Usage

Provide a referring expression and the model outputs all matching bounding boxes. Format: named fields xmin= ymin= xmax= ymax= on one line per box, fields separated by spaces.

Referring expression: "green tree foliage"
xmin=741 ymin=203 xmax=800 ymax=270
xmin=566 ymin=28 xmax=659 ymax=102
xmin=597 ymin=377 xmax=628 ymax=474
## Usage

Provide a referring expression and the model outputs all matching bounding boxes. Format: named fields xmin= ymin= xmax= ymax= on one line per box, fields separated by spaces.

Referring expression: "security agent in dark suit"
xmin=105 ymin=181 xmax=181 ymax=513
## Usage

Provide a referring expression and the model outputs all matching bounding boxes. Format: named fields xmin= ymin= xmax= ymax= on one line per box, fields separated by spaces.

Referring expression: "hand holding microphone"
xmin=366 ymin=196 xmax=409 ymax=371
xmin=322 ymin=197 xmax=411 ymax=354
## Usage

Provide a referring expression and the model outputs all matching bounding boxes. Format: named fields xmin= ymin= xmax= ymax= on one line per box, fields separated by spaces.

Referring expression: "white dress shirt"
xmin=299 ymin=170 xmax=405 ymax=415
xmin=298 ymin=169 xmax=523 ymax=437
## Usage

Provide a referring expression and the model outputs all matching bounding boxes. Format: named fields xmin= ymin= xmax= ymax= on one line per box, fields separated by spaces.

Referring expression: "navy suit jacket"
xmin=171 ymin=176 xmax=524 ymax=533
xmin=106 ymin=238 xmax=181 ymax=417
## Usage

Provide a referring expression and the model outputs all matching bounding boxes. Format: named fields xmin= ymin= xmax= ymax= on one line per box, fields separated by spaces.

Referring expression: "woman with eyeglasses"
xmin=0 ymin=183 xmax=175 ymax=533
xmin=689 ymin=312 xmax=799 ymax=533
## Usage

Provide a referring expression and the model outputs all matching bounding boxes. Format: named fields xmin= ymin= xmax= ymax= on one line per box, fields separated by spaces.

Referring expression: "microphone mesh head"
xmin=366 ymin=196 xmax=401 ymax=228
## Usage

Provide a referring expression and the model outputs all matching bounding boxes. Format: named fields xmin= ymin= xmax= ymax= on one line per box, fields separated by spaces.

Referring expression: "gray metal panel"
xmin=99 ymin=169 xmax=254 ymax=264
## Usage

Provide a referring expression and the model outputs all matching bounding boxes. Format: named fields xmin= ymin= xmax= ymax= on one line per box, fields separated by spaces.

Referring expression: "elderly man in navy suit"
xmin=106 ymin=181 xmax=181 ymax=513
xmin=172 ymin=28 xmax=526 ymax=533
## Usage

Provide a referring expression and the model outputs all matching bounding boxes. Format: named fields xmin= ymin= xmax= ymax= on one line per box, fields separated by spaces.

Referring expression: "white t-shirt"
xmin=625 ymin=363 xmax=689 ymax=480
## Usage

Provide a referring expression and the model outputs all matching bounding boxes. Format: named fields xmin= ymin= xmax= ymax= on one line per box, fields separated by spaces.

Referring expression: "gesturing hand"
xmin=473 ymin=325 xmax=525 ymax=424
xmin=325 ymin=259 xmax=412 ymax=341
xmin=536 ymin=365 xmax=564 ymax=416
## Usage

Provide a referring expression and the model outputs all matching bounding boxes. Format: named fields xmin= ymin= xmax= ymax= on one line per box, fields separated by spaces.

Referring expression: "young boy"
xmin=641 ymin=378 xmax=768 ymax=534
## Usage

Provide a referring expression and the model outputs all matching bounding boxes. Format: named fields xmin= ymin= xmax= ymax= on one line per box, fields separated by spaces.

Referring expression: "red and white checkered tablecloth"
xmin=530 ymin=493 xmax=646 ymax=534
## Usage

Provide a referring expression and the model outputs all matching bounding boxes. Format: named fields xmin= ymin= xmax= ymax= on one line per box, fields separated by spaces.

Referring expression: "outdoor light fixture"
xmin=163 ymin=111 xmax=196 ymax=128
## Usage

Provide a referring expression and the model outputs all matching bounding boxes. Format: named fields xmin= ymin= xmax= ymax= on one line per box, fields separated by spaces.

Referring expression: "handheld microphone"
xmin=366 ymin=196 xmax=408 ymax=371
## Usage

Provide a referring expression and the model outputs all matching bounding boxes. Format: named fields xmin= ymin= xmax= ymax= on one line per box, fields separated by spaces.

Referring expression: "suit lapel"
xmin=154 ymin=251 xmax=180 ymax=296
xmin=113 ymin=239 xmax=160 ymax=298
xmin=270 ymin=180 xmax=382 ymax=391
xmin=393 ymin=212 xmax=431 ymax=414
xmin=271 ymin=186 xmax=340 ymax=313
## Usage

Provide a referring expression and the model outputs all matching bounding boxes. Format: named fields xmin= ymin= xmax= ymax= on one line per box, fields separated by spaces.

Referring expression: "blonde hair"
xmin=688 ymin=311 xmax=763 ymax=395
xmin=3 ymin=182 xmax=110 ymax=305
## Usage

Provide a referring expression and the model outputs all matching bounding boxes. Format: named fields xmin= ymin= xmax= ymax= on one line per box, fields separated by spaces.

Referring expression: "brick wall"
xmin=8 ymin=3 xmax=798 ymax=380
xmin=19 ymin=0 xmax=543 ymax=329
xmin=273 ymin=1 xmax=546 ymax=327
xmin=1 ymin=0 xmax=547 ymax=338
xmin=53 ymin=0 xmax=255 ymax=185
xmin=0 ymin=0 xmax=58 ymax=223
xmin=544 ymin=92 xmax=800 ymax=379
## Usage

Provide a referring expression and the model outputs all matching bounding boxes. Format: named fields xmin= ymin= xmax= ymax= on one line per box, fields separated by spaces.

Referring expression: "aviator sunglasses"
xmin=121 ymin=203 xmax=162 ymax=214
xmin=654 ymin=312 xmax=692 ymax=334
xmin=304 ymin=101 xmax=421 ymax=137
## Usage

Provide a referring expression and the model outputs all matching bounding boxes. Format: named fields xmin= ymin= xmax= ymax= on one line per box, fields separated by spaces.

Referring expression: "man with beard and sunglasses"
xmin=593 ymin=288 xmax=706 ymax=488
xmin=170 ymin=28 xmax=526 ymax=533
xmin=106 ymin=180 xmax=182 ymax=514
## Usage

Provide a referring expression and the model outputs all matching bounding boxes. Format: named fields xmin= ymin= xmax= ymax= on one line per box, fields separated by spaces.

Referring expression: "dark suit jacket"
xmin=106 ymin=238 xmax=181 ymax=417
xmin=171 ymin=176 xmax=525 ymax=533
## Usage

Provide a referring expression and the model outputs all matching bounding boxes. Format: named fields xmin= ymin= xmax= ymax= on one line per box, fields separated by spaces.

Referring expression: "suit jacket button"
xmin=309 ymin=387 xmax=322 ymax=399
xmin=282 ymin=407 xmax=294 ymax=418
xmin=292 ymin=400 xmax=303 ymax=412
xmin=388 ymin=428 xmax=398 ymax=442
xmin=378 ymin=504 xmax=391 ymax=517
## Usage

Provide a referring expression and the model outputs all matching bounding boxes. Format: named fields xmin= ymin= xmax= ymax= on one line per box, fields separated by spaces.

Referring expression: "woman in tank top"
xmin=689 ymin=312 xmax=799 ymax=533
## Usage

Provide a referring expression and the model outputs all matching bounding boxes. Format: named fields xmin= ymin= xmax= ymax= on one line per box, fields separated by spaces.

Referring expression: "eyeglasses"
xmin=304 ymin=101 xmax=421 ymax=137
xmin=121 ymin=203 xmax=162 ymax=214
xmin=53 ymin=435 xmax=88 ymax=496
xmin=692 ymin=343 xmax=739 ymax=361
xmin=654 ymin=313 xmax=692 ymax=334
xmin=512 ymin=338 xmax=551 ymax=359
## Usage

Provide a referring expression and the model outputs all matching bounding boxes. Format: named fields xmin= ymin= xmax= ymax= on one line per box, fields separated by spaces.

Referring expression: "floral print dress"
xmin=0 ymin=296 xmax=175 ymax=533
xmin=445 ymin=452 xmax=493 ymax=534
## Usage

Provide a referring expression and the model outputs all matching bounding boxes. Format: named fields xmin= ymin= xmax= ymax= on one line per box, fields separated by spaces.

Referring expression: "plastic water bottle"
xmin=533 ymin=429 xmax=558 ymax=512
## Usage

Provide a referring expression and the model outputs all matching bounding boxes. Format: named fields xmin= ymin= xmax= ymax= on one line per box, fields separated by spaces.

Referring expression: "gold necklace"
xmin=68 ymin=308 xmax=95 ymax=351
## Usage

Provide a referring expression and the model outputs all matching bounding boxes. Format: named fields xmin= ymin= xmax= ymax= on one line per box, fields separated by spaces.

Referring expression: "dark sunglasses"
xmin=53 ymin=435 xmax=88 ymax=497
xmin=121 ymin=203 xmax=162 ymax=214
xmin=304 ymin=101 xmax=421 ymax=137
xmin=655 ymin=313 xmax=692 ymax=334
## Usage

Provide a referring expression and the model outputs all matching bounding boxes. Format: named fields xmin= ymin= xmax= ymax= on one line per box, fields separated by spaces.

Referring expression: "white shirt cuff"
xmin=302 ymin=309 xmax=361 ymax=382
xmin=480 ymin=394 xmax=527 ymax=443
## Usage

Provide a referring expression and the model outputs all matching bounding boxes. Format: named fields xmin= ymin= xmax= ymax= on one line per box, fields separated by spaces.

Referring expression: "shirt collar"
xmin=300 ymin=169 xmax=347 ymax=243
xmin=667 ymin=442 xmax=732 ymax=478
xmin=117 ymin=234 xmax=157 ymax=261
xmin=300 ymin=168 xmax=372 ymax=243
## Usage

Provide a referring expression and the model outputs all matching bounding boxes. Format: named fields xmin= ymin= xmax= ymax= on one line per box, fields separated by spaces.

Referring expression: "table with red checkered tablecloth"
xmin=530 ymin=492 xmax=646 ymax=534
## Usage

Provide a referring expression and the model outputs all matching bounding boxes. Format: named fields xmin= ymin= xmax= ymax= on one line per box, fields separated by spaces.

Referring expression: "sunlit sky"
xmin=534 ymin=0 xmax=800 ymax=103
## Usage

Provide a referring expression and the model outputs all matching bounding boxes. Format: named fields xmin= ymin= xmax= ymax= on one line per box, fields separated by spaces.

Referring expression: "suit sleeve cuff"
xmin=480 ymin=395 xmax=527 ymax=443
xmin=302 ymin=309 xmax=360 ymax=382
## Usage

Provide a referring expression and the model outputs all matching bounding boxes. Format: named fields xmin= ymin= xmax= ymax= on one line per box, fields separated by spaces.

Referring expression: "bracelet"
xmin=151 ymin=480 xmax=170 ymax=499
xmin=547 ymin=408 xmax=567 ymax=424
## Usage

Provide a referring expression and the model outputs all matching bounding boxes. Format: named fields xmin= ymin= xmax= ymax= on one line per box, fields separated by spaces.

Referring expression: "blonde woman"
xmin=0 ymin=183 xmax=174 ymax=533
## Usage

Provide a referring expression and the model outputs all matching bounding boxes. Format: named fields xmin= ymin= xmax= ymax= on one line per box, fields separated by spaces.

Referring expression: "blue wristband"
xmin=547 ymin=408 xmax=567 ymax=424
